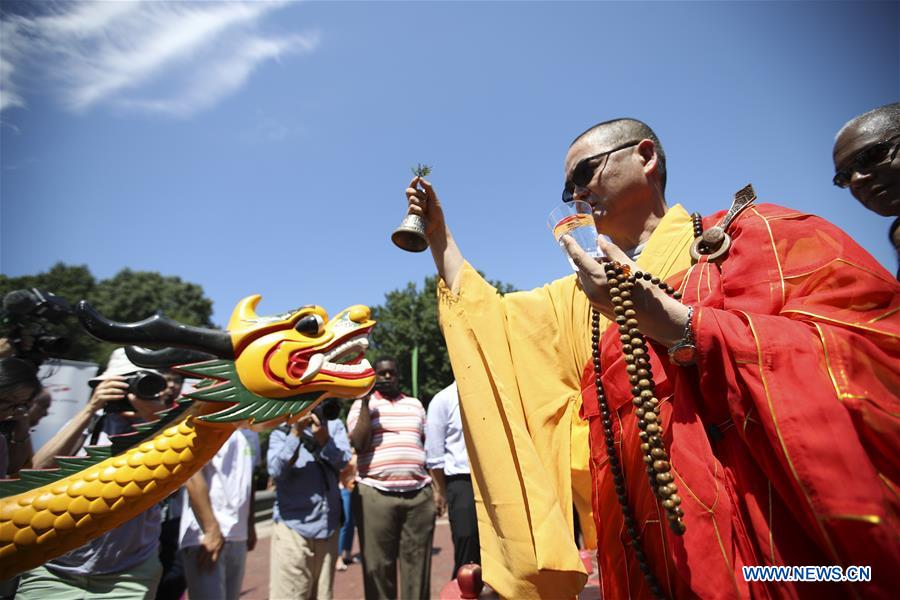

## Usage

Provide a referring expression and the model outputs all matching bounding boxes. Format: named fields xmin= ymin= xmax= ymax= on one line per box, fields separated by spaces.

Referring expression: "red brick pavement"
xmin=239 ymin=518 xmax=600 ymax=599
xmin=240 ymin=518 xmax=457 ymax=600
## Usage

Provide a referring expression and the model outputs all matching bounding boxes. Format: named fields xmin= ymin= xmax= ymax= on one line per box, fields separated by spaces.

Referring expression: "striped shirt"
xmin=347 ymin=391 xmax=431 ymax=492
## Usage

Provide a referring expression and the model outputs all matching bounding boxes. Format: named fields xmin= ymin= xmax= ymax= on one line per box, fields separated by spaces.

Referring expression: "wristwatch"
xmin=668 ymin=305 xmax=697 ymax=366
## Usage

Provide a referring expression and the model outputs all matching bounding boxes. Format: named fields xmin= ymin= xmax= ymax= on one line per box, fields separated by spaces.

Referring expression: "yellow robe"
xmin=436 ymin=205 xmax=695 ymax=598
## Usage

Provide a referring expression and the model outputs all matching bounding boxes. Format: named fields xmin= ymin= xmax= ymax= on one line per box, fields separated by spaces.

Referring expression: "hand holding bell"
xmin=392 ymin=164 xmax=432 ymax=253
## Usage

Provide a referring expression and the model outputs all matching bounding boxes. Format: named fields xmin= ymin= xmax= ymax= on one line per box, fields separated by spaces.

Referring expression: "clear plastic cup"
xmin=548 ymin=200 xmax=604 ymax=269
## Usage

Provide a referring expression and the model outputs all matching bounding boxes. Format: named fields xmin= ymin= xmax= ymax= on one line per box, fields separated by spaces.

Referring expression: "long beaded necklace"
xmin=590 ymin=261 xmax=686 ymax=599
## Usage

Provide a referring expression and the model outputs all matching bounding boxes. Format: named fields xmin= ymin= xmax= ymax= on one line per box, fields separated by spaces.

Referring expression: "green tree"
xmin=370 ymin=274 xmax=514 ymax=405
xmin=1 ymin=264 xmax=214 ymax=366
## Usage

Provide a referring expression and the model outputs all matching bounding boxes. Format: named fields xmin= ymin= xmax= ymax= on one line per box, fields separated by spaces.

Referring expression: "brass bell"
xmin=391 ymin=214 xmax=429 ymax=253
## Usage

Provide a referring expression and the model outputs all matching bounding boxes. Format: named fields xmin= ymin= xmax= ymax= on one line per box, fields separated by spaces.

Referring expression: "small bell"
xmin=391 ymin=214 xmax=429 ymax=252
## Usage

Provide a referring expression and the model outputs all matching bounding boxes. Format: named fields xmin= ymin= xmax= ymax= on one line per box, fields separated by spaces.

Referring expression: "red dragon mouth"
xmin=277 ymin=326 xmax=374 ymax=385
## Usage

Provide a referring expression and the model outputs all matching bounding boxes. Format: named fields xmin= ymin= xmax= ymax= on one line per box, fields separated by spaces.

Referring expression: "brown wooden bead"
xmin=646 ymin=423 xmax=660 ymax=434
xmin=644 ymin=412 xmax=657 ymax=423
xmin=640 ymin=390 xmax=654 ymax=399
xmin=652 ymin=460 xmax=670 ymax=472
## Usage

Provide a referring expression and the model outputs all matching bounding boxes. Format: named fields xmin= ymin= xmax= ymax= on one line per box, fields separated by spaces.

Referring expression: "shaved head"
xmin=836 ymin=103 xmax=900 ymax=142
xmin=571 ymin=118 xmax=667 ymax=192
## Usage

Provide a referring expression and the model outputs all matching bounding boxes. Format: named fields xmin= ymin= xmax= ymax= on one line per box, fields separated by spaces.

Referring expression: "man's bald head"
xmin=833 ymin=103 xmax=900 ymax=218
xmin=836 ymin=103 xmax=900 ymax=142
xmin=571 ymin=118 xmax=667 ymax=192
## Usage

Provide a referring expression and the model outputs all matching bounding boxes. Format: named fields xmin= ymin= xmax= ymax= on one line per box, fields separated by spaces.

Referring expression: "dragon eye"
xmin=295 ymin=314 xmax=324 ymax=336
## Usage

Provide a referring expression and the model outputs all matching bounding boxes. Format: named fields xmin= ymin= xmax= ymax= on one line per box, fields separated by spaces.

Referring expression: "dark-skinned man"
xmin=348 ymin=357 xmax=434 ymax=600
xmin=404 ymin=117 xmax=899 ymax=599
xmin=833 ymin=102 xmax=900 ymax=278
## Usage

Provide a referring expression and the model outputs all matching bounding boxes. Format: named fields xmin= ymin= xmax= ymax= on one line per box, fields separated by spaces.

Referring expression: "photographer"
xmin=16 ymin=348 xmax=167 ymax=600
xmin=1 ymin=288 xmax=72 ymax=369
xmin=267 ymin=399 xmax=351 ymax=600
xmin=0 ymin=357 xmax=40 ymax=477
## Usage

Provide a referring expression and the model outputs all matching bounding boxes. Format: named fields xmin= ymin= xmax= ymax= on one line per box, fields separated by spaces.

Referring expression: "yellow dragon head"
xmin=76 ymin=295 xmax=376 ymax=424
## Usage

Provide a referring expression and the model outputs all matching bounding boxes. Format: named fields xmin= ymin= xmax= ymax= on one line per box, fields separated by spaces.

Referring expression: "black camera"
xmin=1 ymin=288 xmax=73 ymax=366
xmin=312 ymin=398 xmax=341 ymax=422
xmin=104 ymin=370 xmax=167 ymax=413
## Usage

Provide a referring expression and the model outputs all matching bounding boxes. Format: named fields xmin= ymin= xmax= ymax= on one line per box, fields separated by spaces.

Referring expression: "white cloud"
xmin=0 ymin=0 xmax=318 ymax=118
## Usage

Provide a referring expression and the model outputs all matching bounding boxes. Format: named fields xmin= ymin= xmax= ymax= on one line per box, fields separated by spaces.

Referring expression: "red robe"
xmin=581 ymin=203 xmax=900 ymax=599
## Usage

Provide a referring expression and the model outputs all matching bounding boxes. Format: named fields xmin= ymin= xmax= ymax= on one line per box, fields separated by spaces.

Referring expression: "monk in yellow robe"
xmin=406 ymin=117 xmax=899 ymax=599
xmin=405 ymin=119 xmax=695 ymax=597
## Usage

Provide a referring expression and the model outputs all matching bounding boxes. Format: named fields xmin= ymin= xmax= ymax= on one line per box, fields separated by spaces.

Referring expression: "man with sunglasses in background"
xmin=403 ymin=117 xmax=899 ymax=598
xmin=833 ymin=102 xmax=900 ymax=278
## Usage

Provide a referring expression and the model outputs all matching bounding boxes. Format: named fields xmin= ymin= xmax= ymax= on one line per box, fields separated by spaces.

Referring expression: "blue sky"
xmin=2 ymin=1 xmax=898 ymax=326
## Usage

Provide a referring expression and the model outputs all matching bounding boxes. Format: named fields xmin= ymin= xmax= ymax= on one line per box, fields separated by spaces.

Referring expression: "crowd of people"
xmin=0 ymin=101 xmax=897 ymax=599
xmin=0 ymin=348 xmax=479 ymax=600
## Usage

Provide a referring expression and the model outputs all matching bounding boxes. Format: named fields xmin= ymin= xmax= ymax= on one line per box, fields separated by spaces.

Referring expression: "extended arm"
xmin=31 ymin=378 xmax=123 ymax=469
xmin=405 ymin=177 xmax=466 ymax=292
xmin=349 ymin=397 xmax=373 ymax=453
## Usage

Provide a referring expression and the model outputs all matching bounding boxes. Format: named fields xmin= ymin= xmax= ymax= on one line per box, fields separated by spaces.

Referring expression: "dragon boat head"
xmin=76 ymin=295 xmax=376 ymax=425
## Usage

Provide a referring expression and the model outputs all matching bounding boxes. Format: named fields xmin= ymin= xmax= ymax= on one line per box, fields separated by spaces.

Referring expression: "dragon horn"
xmin=124 ymin=346 xmax=218 ymax=369
xmin=77 ymin=301 xmax=233 ymax=359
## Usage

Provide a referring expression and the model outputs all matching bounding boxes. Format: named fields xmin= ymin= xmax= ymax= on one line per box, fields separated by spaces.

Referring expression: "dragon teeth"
xmin=300 ymin=353 xmax=325 ymax=382
xmin=324 ymin=335 xmax=369 ymax=361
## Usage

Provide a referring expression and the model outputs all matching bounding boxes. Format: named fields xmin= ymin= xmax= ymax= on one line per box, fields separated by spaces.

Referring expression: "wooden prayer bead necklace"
xmin=591 ymin=261 xmax=686 ymax=599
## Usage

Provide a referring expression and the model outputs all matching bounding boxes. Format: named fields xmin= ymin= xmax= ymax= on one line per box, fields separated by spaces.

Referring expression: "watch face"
xmin=669 ymin=345 xmax=697 ymax=367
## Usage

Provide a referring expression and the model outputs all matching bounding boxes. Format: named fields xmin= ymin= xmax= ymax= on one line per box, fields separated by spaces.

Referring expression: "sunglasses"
xmin=833 ymin=133 xmax=900 ymax=188
xmin=562 ymin=141 xmax=640 ymax=202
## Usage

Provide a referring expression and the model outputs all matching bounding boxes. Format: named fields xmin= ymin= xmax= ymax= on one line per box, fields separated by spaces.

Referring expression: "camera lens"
xmin=128 ymin=371 xmax=167 ymax=398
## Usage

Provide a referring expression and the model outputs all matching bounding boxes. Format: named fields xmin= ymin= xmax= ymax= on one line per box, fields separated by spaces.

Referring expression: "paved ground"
xmin=240 ymin=517 xmax=458 ymax=600
xmin=238 ymin=516 xmax=600 ymax=599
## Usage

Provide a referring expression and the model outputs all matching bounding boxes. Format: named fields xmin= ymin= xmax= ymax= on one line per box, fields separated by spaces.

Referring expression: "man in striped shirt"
xmin=348 ymin=357 xmax=435 ymax=600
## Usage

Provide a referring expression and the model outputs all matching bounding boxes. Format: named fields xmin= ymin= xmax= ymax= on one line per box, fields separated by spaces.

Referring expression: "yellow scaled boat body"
xmin=0 ymin=296 xmax=375 ymax=579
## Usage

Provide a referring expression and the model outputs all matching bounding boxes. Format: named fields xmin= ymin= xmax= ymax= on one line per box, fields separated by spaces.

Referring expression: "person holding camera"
xmin=0 ymin=357 xmax=41 ymax=478
xmin=267 ymin=399 xmax=351 ymax=600
xmin=16 ymin=348 xmax=167 ymax=600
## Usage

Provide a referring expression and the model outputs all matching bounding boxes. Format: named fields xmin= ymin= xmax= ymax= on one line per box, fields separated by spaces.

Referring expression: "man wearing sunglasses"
xmin=404 ymin=118 xmax=899 ymax=599
xmin=833 ymin=102 xmax=900 ymax=278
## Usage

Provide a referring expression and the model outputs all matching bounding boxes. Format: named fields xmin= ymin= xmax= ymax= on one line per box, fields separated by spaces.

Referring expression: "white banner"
xmin=34 ymin=359 xmax=99 ymax=452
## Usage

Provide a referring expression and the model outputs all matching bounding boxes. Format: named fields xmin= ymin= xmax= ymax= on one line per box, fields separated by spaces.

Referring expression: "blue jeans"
xmin=339 ymin=487 xmax=355 ymax=557
xmin=181 ymin=540 xmax=246 ymax=600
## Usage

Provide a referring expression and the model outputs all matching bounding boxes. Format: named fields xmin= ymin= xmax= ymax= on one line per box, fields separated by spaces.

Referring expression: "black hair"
xmin=0 ymin=357 xmax=40 ymax=395
xmin=571 ymin=118 xmax=667 ymax=192
xmin=374 ymin=356 xmax=398 ymax=370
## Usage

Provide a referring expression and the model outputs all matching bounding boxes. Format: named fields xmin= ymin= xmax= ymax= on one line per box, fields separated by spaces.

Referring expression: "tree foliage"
xmin=370 ymin=274 xmax=514 ymax=405
xmin=0 ymin=263 xmax=214 ymax=366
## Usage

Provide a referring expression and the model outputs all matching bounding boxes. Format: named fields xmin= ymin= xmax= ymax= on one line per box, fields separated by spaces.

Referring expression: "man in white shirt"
xmin=179 ymin=429 xmax=256 ymax=600
xmin=425 ymin=381 xmax=480 ymax=579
